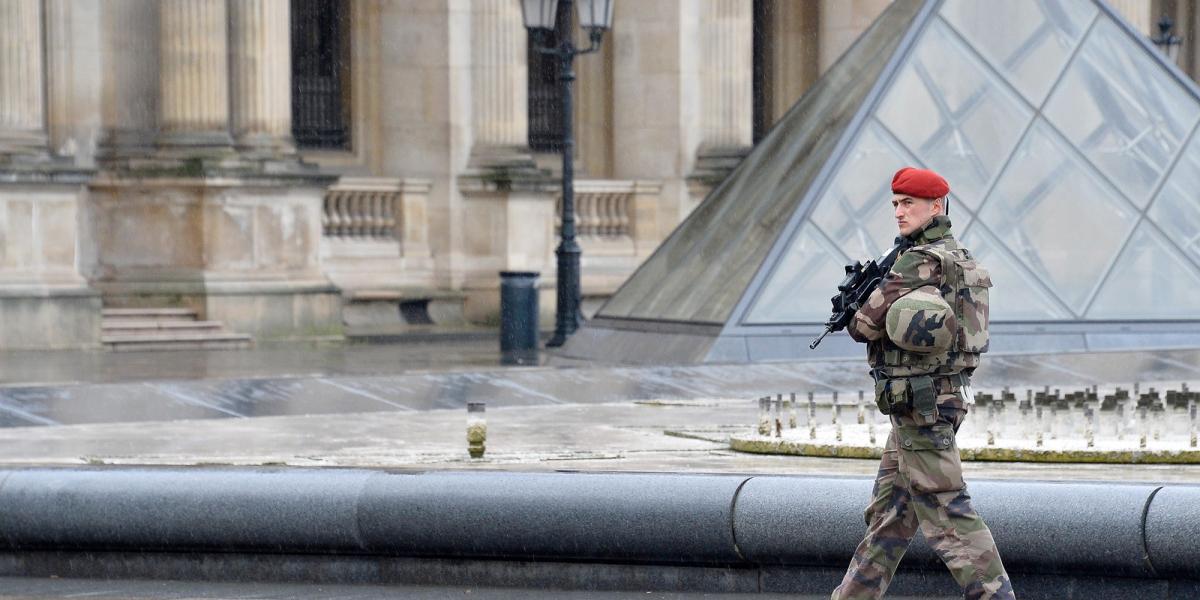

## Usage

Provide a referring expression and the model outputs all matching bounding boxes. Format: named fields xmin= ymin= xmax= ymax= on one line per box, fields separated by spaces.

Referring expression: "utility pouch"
xmin=910 ymin=375 xmax=937 ymax=425
xmin=874 ymin=379 xmax=891 ymax=415
xmin=888 ymin=379 xmax=909 ymax=411
xmin=897 ymin=422 xmax=955 ymax=451
xmin=897 ymin=422 xmax=965 ymax=494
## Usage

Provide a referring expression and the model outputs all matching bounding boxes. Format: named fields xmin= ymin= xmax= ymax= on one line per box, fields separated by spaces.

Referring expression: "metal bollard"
xmin=986 ymin=403 xmax=996 ymax=447
xmin=1035 ymin=406 xmax=1044 ymax=448
xmin=788 ymin=392 xmax=798 ymax=429
xmin=832 ymin=392 xmax=843 ymax=442
xmin=467 ymin=402 xmax=487 ymax=458
xmin=1084 ymin=405 xmax=1095 ymax=448
xmin=1138 ymin=405 xmax=1149 ymax=449
xmin=757 ymin=397 xmax=771 ymax=436
xmin=1190 ymin=399 xmax=1197 ymax=448
xmin=807 ymin=391 xmax=817 ymax=440
xmin=772 ymin=395 xmax=782 ymax=438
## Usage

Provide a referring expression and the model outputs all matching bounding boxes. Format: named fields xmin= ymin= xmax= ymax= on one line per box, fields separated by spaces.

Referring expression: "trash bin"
xmin=499 ymin=271 xmax=540 ymax=365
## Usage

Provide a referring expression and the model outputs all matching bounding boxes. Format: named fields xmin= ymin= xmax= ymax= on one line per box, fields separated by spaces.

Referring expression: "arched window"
xmin=291 ymin=0 xmax=351 ymax=150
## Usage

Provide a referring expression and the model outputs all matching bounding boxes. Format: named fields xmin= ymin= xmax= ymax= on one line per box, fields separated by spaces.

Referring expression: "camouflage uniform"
xmin=831 ymin=215 xmax=1015 ymax=600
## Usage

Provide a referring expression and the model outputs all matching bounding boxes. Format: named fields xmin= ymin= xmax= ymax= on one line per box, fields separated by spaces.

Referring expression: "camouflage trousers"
xmin=831 ymin=393 xmax=1014 ymax=600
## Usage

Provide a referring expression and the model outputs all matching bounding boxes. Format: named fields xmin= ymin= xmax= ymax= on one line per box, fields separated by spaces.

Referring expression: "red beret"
xmin=891 ymin=167 xmax=949 ymax=199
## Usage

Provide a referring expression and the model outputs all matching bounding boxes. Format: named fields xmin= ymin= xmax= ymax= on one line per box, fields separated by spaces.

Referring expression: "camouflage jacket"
xmin=848 ymin=215 xmax=989 ymax=377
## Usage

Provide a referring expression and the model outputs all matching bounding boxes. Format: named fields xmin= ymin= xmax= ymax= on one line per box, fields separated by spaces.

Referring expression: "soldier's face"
xmin=892 ymin=194 xmax=942 ymax=237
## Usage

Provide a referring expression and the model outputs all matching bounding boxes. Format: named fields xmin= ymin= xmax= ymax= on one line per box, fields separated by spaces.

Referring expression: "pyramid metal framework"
xmin=561 ymin=0 xmax=1200 ymax=364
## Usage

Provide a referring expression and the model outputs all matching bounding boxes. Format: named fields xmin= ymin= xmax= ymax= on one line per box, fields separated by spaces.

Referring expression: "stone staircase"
xmin=101 ymin=308 xmax=253 ymax=351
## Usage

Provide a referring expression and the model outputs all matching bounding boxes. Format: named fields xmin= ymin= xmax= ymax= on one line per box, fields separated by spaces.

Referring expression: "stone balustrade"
xmin=323 ymin=178 xmax=403 ymax=240
xmin=556 ymin=180 xmax=662 ymax=248
xmin=319 ymin=176 xmax=435 ymax=293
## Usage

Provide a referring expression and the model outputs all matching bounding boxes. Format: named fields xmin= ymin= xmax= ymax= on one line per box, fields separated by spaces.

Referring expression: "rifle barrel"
xmin=809 ymin=326 xmax=833 ymax=350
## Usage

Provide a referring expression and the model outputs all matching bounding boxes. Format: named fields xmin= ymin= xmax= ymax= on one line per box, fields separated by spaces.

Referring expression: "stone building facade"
xmin=0 ymin=0 xmax=1171 ymax=349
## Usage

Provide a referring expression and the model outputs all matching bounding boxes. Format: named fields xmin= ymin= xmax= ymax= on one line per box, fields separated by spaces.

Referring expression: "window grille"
xmin=291 ymin=0 xmax=351 ymax=150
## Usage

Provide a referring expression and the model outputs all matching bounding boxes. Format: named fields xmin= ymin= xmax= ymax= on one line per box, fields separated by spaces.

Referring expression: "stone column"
xmin=1112 ymin=0 xmax=1152 ymax=35
xmin=0 ymin=0 xmax=48 ymax=158
xmin=158 ymin=0 xmax=233 ymax=150
xmin=469 ymin=0 xmax=533 ymax=168
xmin=689 ymin=0 xmax=753 ymax=194
xmin=699 ymin=0 xmax=753 ymax=153
xmin=230 ymin=0 xmax=295 ymax=155
xmin=818 ymin=0 xmax=889 ymax=74
xmin=763 ymin=0 xmax=820 ymax=130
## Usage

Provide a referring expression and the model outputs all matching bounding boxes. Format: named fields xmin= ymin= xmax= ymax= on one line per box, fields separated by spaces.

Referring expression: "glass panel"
xmin=1043 ymin=18 xmax=1200 ymax=207
xmin=981 ymin=120 xmax=1137 ymax=310
xmin=1087 ymin=222 xmax=1200 ymax=319
xmin=877 ymin=19 xmax=1033 ymax=209
xmin=940 ymin=0 xmax=1093 ymax=105
xmin=1148 ymin=133 xmax=1200 ymax=262
xmin=597 ymin=0 xmax=925 ymax=323
xmin=745 ymin=224 xmax=848 ymax=324
xmin=960 ymin=227 xmax=1072 ymax=320
xmin=811 ymin=121 xmax=916 ymax=261
xmin=948 ymin=200 xmax=973 ymax=234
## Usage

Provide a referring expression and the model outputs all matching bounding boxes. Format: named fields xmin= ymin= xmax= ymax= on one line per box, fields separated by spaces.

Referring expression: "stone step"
xmin=104 ymin=338 xmax=254 ymax=352
xmin=102 ymin=331 xmax=253 ymax=352
xmin=100 ymin=306 xmax=252 ymax=351
xmin=101 ymin=320 xmax=225 ymax=333
xmin=101 ymin=308 xmax=199 ymax=322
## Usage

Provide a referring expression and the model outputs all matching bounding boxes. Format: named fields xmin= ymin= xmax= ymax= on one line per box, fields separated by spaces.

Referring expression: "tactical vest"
xmin=879 ymin=238 xmax=992 ymax=377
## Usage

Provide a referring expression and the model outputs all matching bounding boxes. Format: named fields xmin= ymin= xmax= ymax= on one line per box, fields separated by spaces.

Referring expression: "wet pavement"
xmin=0 ymin=343 xmax=1198 ymax=481
xmin=0 ymin=338 xmax=506 ymax=387
xmin=1 ymin=343 xmax=1199 ymax=429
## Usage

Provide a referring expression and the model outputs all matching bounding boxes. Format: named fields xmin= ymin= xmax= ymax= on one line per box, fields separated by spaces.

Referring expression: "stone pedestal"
xmin=458 ymin=175 xmax=558 ymax=326
xmin=85 ymin=174 xmax=341 ymax=340
xmin=0 ymin=171 xmax=101 ymax=349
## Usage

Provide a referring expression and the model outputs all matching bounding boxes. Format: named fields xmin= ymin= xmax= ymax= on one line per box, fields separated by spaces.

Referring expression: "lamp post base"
xmin=547 ymin=241 xmax=583 ymax=350
xmin=546 ymin=242 xmax=583 ymax=348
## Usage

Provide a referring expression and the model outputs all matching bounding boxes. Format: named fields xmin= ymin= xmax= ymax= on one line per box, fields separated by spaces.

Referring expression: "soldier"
xmin=831 ymin=167 xmax=1015 ymax=600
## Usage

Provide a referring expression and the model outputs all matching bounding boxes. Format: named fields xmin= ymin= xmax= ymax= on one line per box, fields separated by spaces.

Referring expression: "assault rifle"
xmin=809 ymin=236 xmax=912 ymax=349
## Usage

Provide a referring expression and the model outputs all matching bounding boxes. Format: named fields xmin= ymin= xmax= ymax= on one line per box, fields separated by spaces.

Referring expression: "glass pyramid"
xmin=564 ymin=0 xmax=1200 ymax=364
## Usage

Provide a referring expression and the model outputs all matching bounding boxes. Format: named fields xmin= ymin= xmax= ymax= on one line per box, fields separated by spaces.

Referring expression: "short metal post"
xmin=788 ymin=392 xmax=798 ymax=429
xmin=1084 ymin=405 xmax=1095 ymax=448
xmin=1020 ymin=389 xmax=1032 ymax=441
xmin=832 ymin=392 xmax=843 ymax=442
xmin=757 ymin=397 xmax=771 ymax=436
xmin=986 ymin=403 xmax=996 ymax=447
xmin=1138 ymin=405 xmax=1149 ymax=449
xmin=808 ymin=391 xmax=817 ymax=440
xmin=1190 ymin=399 xmax=1197 ymax=448
xmin=1035 ymin=405 xmax=1044 ymax=448
xmin=772 ymin=395 xmax=782 ymax=438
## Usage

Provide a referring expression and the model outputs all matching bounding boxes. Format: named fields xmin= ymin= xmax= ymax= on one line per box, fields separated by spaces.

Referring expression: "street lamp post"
xmin=521 ymin=0 xmax=614 ymax=348
xmin=1152 ymin=14 xmax=1183 ymax=65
